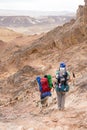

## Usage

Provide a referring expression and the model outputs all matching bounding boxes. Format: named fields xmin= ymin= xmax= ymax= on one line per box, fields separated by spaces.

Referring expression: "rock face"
xmin=76 ymin=5 xmax=84 ymax=20
xmin=76 ymin=4 xmax=87 ymax=24
xmin=84 ymin=0 xmax=87 ymax=5
xmin=84 ymin=5 xmax=87 ymax=23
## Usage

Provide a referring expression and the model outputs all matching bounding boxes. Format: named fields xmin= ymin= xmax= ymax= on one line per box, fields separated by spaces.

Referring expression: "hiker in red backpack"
xmin=36 ymin=75 xmax=53 ymax=101
xmin=55 ymin=62 xmax=70 ymax=110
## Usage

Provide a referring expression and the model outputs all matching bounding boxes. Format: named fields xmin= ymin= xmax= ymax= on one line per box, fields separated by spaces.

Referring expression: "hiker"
xmin=36 ymin=75 xmax=53 ymax=104
xmin=55 ymin=62 xmax=70 ymax=110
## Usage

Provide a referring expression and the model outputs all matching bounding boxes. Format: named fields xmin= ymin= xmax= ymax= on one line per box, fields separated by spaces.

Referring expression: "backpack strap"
xmin=56 ymin=71 xmax=69 ymax=85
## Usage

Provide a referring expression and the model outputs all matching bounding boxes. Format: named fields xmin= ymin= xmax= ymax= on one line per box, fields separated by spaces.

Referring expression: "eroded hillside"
xmin=0 ymin=4 xmax=87 ymax=130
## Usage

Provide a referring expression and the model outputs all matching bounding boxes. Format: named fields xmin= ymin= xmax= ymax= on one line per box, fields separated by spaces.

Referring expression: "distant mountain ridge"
xmin=0 ymin=9 xmax=75 ymax=34
xmin=0 ymin=16 xmax=75 ymax=27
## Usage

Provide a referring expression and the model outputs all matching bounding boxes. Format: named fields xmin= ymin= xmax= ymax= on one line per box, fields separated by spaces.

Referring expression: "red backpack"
xmin=41 ymin=78 xmax=51 ymax=93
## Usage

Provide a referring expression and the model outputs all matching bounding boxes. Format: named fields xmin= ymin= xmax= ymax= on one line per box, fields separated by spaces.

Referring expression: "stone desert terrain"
xmin=0 ymin=3 xmax=87 ymax=130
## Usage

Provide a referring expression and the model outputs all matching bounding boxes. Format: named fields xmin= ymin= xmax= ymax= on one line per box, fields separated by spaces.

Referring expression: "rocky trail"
xmin=0 ymin=50 xmax=87 ymax=130
xmin=0 ymin=38 xmax=87 ymax=130
xmin=0 ymin=2 xmax=87 ymax=130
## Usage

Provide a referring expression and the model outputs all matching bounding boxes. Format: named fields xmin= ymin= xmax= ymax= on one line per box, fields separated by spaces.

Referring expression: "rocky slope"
xmin=0 ymin=3 xmax=87 ymax=130
xmin=1 ymin=17 xmax=86 ymax=73
xmin=0 ymin=27 xmax=21 ymax=42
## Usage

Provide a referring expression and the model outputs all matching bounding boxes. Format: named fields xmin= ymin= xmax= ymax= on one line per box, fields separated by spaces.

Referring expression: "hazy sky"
xmin=0 ymin=0 xmax=84 ymax=11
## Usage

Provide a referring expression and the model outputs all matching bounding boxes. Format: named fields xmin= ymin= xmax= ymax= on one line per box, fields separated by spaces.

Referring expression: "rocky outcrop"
xmin=84 ymin=0 xmax=87 ymax=5
xmin=83 ymin=5 xmax=87 ymax=23
xmin=76 ymin=5 xmax=84 ymax=20
xmin=76 ymin=4 xmax=87 ymax=24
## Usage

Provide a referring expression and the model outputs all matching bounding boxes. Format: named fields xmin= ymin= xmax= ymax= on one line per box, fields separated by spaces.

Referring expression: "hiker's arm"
xmin=55 ymin=70 xmax=59 ymax=79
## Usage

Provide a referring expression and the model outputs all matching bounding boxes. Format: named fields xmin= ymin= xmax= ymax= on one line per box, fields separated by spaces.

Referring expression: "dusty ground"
xmin=0 ymin=11 xmax=87 ymax=130
xmin=0 ymin=40 xmax=87 ymax=130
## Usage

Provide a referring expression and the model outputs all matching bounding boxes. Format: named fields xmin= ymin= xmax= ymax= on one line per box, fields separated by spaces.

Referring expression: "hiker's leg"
xmin=56 ymin=92 xmax=62 ymax=110
xmin=61 ymin=92 xmax=66 ymax=110
xmin=40 ymin=94 xmax=45 ymax=104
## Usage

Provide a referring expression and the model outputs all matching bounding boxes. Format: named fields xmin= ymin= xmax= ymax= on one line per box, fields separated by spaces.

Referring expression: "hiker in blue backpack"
xmin=55 ymin=62 xmax=70 ymax=111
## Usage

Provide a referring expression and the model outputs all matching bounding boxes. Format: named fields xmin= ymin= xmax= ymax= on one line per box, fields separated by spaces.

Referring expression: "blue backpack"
xmin=36 ymin=76 xmax=42 ymax=92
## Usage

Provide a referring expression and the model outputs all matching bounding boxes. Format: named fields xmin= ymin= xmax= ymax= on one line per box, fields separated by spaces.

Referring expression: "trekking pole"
xmin=72 ymin=72 xmax=75 ymax=86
